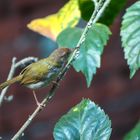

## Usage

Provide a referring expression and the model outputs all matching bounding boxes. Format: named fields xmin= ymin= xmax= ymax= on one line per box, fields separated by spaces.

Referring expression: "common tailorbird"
xmin=0 ymin=48 xmax=71 ymax=104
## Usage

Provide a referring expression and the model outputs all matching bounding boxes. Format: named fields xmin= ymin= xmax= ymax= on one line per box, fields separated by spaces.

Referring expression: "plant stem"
xmin=12 ymin=77 xmax=60 ymax=140
xmin=66 ymin=0 xmax=111 ymax=67
xmin=0 ymin=57 xmax=17 ymax=106
xmin=11 ymin=0 xmax=111 ymax=139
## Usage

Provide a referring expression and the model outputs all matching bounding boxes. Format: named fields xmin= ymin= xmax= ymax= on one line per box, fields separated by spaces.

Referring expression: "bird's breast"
xmin=26 ymin=81 xmax=46 ymax=89
xmin=26 ymin=67 xmax=61 ymax=89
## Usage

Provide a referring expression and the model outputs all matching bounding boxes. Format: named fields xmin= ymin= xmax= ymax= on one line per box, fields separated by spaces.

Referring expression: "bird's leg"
xmin=33 ymin=90 xmax=39 ymax=105
xmin=33 ymin=90 xmax=45 ymax=108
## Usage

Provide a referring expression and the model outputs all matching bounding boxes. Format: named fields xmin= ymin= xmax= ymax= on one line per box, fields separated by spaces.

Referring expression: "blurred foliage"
xmin=78 ymin=0 xmax=127 ymax=25
xmin=121 ymin=1 xmax=140 ymax=78
xmin=54 ymin=99 xmax=112 ymax=140
xmin=124 ymin=121 xmax=140 ymax=140
xmin=27 ymin=0 xmax=80 ymax=41
xmin=99 ymin=0 xmax=127 ymax=25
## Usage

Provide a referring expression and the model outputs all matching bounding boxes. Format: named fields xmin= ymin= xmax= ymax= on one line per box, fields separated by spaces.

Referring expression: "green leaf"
xmin=120 ymin=1 xmax=140 ymax=78
xmin=57 ymin=27 xmax=82 ymax=48
xmin=78 ymin=0 xmax=127 ymax=26
xmin=57 ymin=24 xmax=111 ymax=87
xmin=78 ymin=0 xmax=94 ymax=21
xmin=99 ymin=0 xmax=127 ymax=25
xmin=53 ymin=99 xmax=112 ymax=140
xmin=124 ymin=121 xmax=140 ymax=140
xmin=74 ymin=24 xmax=111 ymax=87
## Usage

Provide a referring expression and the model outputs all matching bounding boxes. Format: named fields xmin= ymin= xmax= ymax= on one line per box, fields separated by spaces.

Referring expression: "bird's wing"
xmin=20 ymin=58 xmax=61 ymax=85
xmin=20 ymin=62 xmax=48 ymax=85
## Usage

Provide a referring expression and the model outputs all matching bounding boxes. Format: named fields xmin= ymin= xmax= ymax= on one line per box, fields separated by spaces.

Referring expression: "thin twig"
xmin=11 ymin=0 xmax=111 ymax=139
xmin=0 ymin=57 xmax=38 ymax=106
xmin=15 ymin=57 xmax=38 ymax=68
xmin=65 ymin=0 xmax=109 ymax=67
xmin=93 ymin=0 xmax=98 ymax=8
xmin=11 ymin=80 xmax=59 ymax=140
xmin=0 ymin=57 xmax=17 ymax=106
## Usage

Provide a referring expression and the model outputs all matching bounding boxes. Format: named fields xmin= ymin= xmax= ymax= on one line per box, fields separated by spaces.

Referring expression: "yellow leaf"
xmin=27 ymin=0 xmax=81 ymax=41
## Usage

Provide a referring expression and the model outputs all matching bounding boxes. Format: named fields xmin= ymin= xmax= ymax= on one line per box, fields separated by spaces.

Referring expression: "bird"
xmin=0 ymin=47 xmax=71 ymax=105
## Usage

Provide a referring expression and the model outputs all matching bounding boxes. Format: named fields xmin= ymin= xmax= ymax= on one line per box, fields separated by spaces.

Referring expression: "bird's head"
xmin=51 ymin=47 xmax=72 ymax=62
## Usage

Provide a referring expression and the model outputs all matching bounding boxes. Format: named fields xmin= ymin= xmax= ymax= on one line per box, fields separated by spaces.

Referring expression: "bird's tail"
xmin=0 ymin=75 xmax=23 ymax=90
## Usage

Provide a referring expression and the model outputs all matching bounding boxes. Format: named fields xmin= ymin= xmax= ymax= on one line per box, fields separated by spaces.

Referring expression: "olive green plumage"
xmin=0 ymin=48 xmax=71 ymax=90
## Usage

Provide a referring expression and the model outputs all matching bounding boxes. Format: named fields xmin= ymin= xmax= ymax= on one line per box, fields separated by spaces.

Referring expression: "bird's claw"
xmin=33 ymin=90 xmax=45 ymax=108
xmin=37 ymin=102 xmax=45 ymax=109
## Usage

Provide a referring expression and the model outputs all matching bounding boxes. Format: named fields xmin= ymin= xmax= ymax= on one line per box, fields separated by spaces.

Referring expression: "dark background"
xmin=0 ymin=0 xmax=140 ymax=140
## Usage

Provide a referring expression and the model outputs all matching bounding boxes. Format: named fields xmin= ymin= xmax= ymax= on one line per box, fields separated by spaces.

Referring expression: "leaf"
xmin=53 ymin=99 xmax=112 ymax=140
xmin=120 ymin=1 xmax=140 ymax=78
xmin=57 ymin=27 xmax=83 ymax=48
xmin=75 ymin=24 xmax=110 ymax=87
xmin=78 ymin=0 xmax=127 ymax=25
xmin=78 ymin=0 xmax=94 ymax=21
xmin=57 ymin=24 xmax=111 ymax=87
xmin=124 ymin=121 xmax=140 ymax=140
xmin=27 ymin=0 xmax=80 ymax=41
xmin=99 ymin=0 xmax=127 ymax=25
